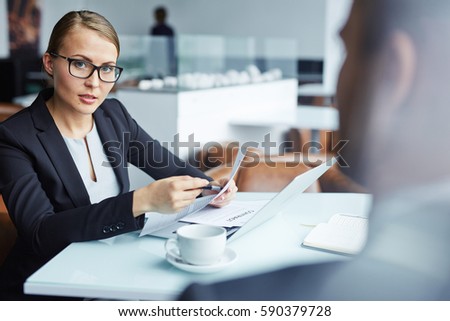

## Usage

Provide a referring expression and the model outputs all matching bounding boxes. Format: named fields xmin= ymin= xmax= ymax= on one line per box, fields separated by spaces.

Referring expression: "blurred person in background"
xmin=150 ymin=6 xmax=175 ymax=37
xmin=149 ymin=6 xmax=177 ymax=76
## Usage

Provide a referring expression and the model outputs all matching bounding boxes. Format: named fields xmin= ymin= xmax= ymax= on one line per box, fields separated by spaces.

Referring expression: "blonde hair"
xmin=46 ymin=10 xmax=120 ymax=56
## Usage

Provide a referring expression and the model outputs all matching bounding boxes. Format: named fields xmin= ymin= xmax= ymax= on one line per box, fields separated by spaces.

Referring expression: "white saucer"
xmin=166 ymin=248 xmax=238 ymax=274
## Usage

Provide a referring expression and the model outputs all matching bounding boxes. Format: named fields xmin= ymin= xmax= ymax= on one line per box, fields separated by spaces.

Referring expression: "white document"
xmin=180 ymin=200 xmax=270 ymax=227
xmin=139 ymin=148 xmax=246 ymax=237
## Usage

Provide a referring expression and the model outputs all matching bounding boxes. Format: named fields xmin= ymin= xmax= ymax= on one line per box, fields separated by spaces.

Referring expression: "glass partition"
xmin=117 ymin=34 xmax=298 ymax=91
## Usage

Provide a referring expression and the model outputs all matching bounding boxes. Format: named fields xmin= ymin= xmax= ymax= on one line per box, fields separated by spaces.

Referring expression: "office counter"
xmin=24 ymin=192 xmax=372 ymax=300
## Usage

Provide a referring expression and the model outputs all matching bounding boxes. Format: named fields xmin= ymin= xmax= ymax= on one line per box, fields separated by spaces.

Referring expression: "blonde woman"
xmin=0 ymin=10 xmax=236 ymax=300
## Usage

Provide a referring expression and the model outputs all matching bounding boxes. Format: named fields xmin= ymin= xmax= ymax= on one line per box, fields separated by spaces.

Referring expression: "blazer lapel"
xmin=94 ymin=107 xmax=129 ymax=193
xmin=31 ymin=91 xmax=91 ymax=207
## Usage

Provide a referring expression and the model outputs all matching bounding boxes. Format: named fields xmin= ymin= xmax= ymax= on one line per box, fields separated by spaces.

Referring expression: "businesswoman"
xmin=0 ymin=10 xmax=236 ymax=300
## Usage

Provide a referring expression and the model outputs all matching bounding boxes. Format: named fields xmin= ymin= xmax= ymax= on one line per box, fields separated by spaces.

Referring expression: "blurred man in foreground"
xmin=179 ymin=0 xmax=450 ymax=300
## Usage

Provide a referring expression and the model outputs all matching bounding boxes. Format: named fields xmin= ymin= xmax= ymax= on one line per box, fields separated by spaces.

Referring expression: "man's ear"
xmin=386 ymin=30 xmax=417 ymax=107
xmin=42 ymin=52 xmax=54 ymax=78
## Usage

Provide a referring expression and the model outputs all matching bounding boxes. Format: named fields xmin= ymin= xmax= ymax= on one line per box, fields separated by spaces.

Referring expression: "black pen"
xmin=201 ymin=185 xmax=222 ymax=191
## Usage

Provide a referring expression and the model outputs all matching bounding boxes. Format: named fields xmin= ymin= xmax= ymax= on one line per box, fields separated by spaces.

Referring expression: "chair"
xmin=0 ymin=102 xmax=24 ymax=122
xmin=195 ymin=140 xmax=319 ymax=192
xmin=235 ymin=158 xmax=320 ymax=192
xmin=204 ymin=150 xmax=322 ymax=193
xmin=190 ymin=141 xmax=241 ymax=171
xmin=192 ymin=138 xmax=368 ymax=193
xmin=199 ymin=140 xmax=366 ymax=193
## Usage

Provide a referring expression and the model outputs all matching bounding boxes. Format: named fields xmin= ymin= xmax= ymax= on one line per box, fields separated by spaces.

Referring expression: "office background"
xmin=1 ymin=0 xmax=326 ymax=59
xmin=1 ymin=0 xmax=352 ymax=102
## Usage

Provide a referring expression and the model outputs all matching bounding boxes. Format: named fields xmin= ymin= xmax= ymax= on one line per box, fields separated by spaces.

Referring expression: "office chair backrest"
xmin=205 ymin=153 xmax=320 ymax=193
xmin=0 ymin=102 xmax=23 ymax=122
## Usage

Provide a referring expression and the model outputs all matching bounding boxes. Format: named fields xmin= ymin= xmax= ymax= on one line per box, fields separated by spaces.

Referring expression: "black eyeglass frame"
xmin=49 ymin=52 xmax=123 ymax=83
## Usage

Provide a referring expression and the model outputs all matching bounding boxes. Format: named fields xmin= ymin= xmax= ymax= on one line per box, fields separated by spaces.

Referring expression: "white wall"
xmin=39 ymin=0 xmax=326 ymax=59
xmin=39 ymin=0 xmax=87 ymax=54
xmin=0 ymin=0 xmax=8 ymax=58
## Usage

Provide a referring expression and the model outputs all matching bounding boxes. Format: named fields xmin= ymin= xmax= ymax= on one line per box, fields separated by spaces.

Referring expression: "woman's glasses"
xmin=50 ymin=52 xmax=123 ymax=83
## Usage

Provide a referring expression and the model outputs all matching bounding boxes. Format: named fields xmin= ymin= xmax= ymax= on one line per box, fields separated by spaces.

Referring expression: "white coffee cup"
xmin=165 ymin=224 xmax=226 ymax=266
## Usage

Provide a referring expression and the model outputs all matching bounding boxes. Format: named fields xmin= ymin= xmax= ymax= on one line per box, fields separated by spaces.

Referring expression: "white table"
xmin=24 ymin=192 xmax=372 ymax=300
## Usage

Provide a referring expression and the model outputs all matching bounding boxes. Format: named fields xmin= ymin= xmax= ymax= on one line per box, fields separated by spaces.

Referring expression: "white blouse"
xmin=63 ymin=122 xmax=121 ymax=204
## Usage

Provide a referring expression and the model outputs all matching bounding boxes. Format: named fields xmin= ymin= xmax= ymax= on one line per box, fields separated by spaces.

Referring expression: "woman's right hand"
xmin=132 ymin=176 xmax=209 ymax=216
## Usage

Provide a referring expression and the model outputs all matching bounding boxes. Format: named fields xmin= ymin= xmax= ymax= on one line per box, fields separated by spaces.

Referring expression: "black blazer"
xmin=0 ymin=88 xmax=210 ymax=299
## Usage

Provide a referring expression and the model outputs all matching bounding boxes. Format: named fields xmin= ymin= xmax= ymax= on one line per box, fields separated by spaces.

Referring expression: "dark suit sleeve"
xmin=0 ymin=121 xmax=143 ymax=259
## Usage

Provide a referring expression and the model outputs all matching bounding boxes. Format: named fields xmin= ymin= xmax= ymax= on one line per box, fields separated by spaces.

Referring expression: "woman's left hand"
xmin=204 ymin=178 xmax=238 ymax=208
